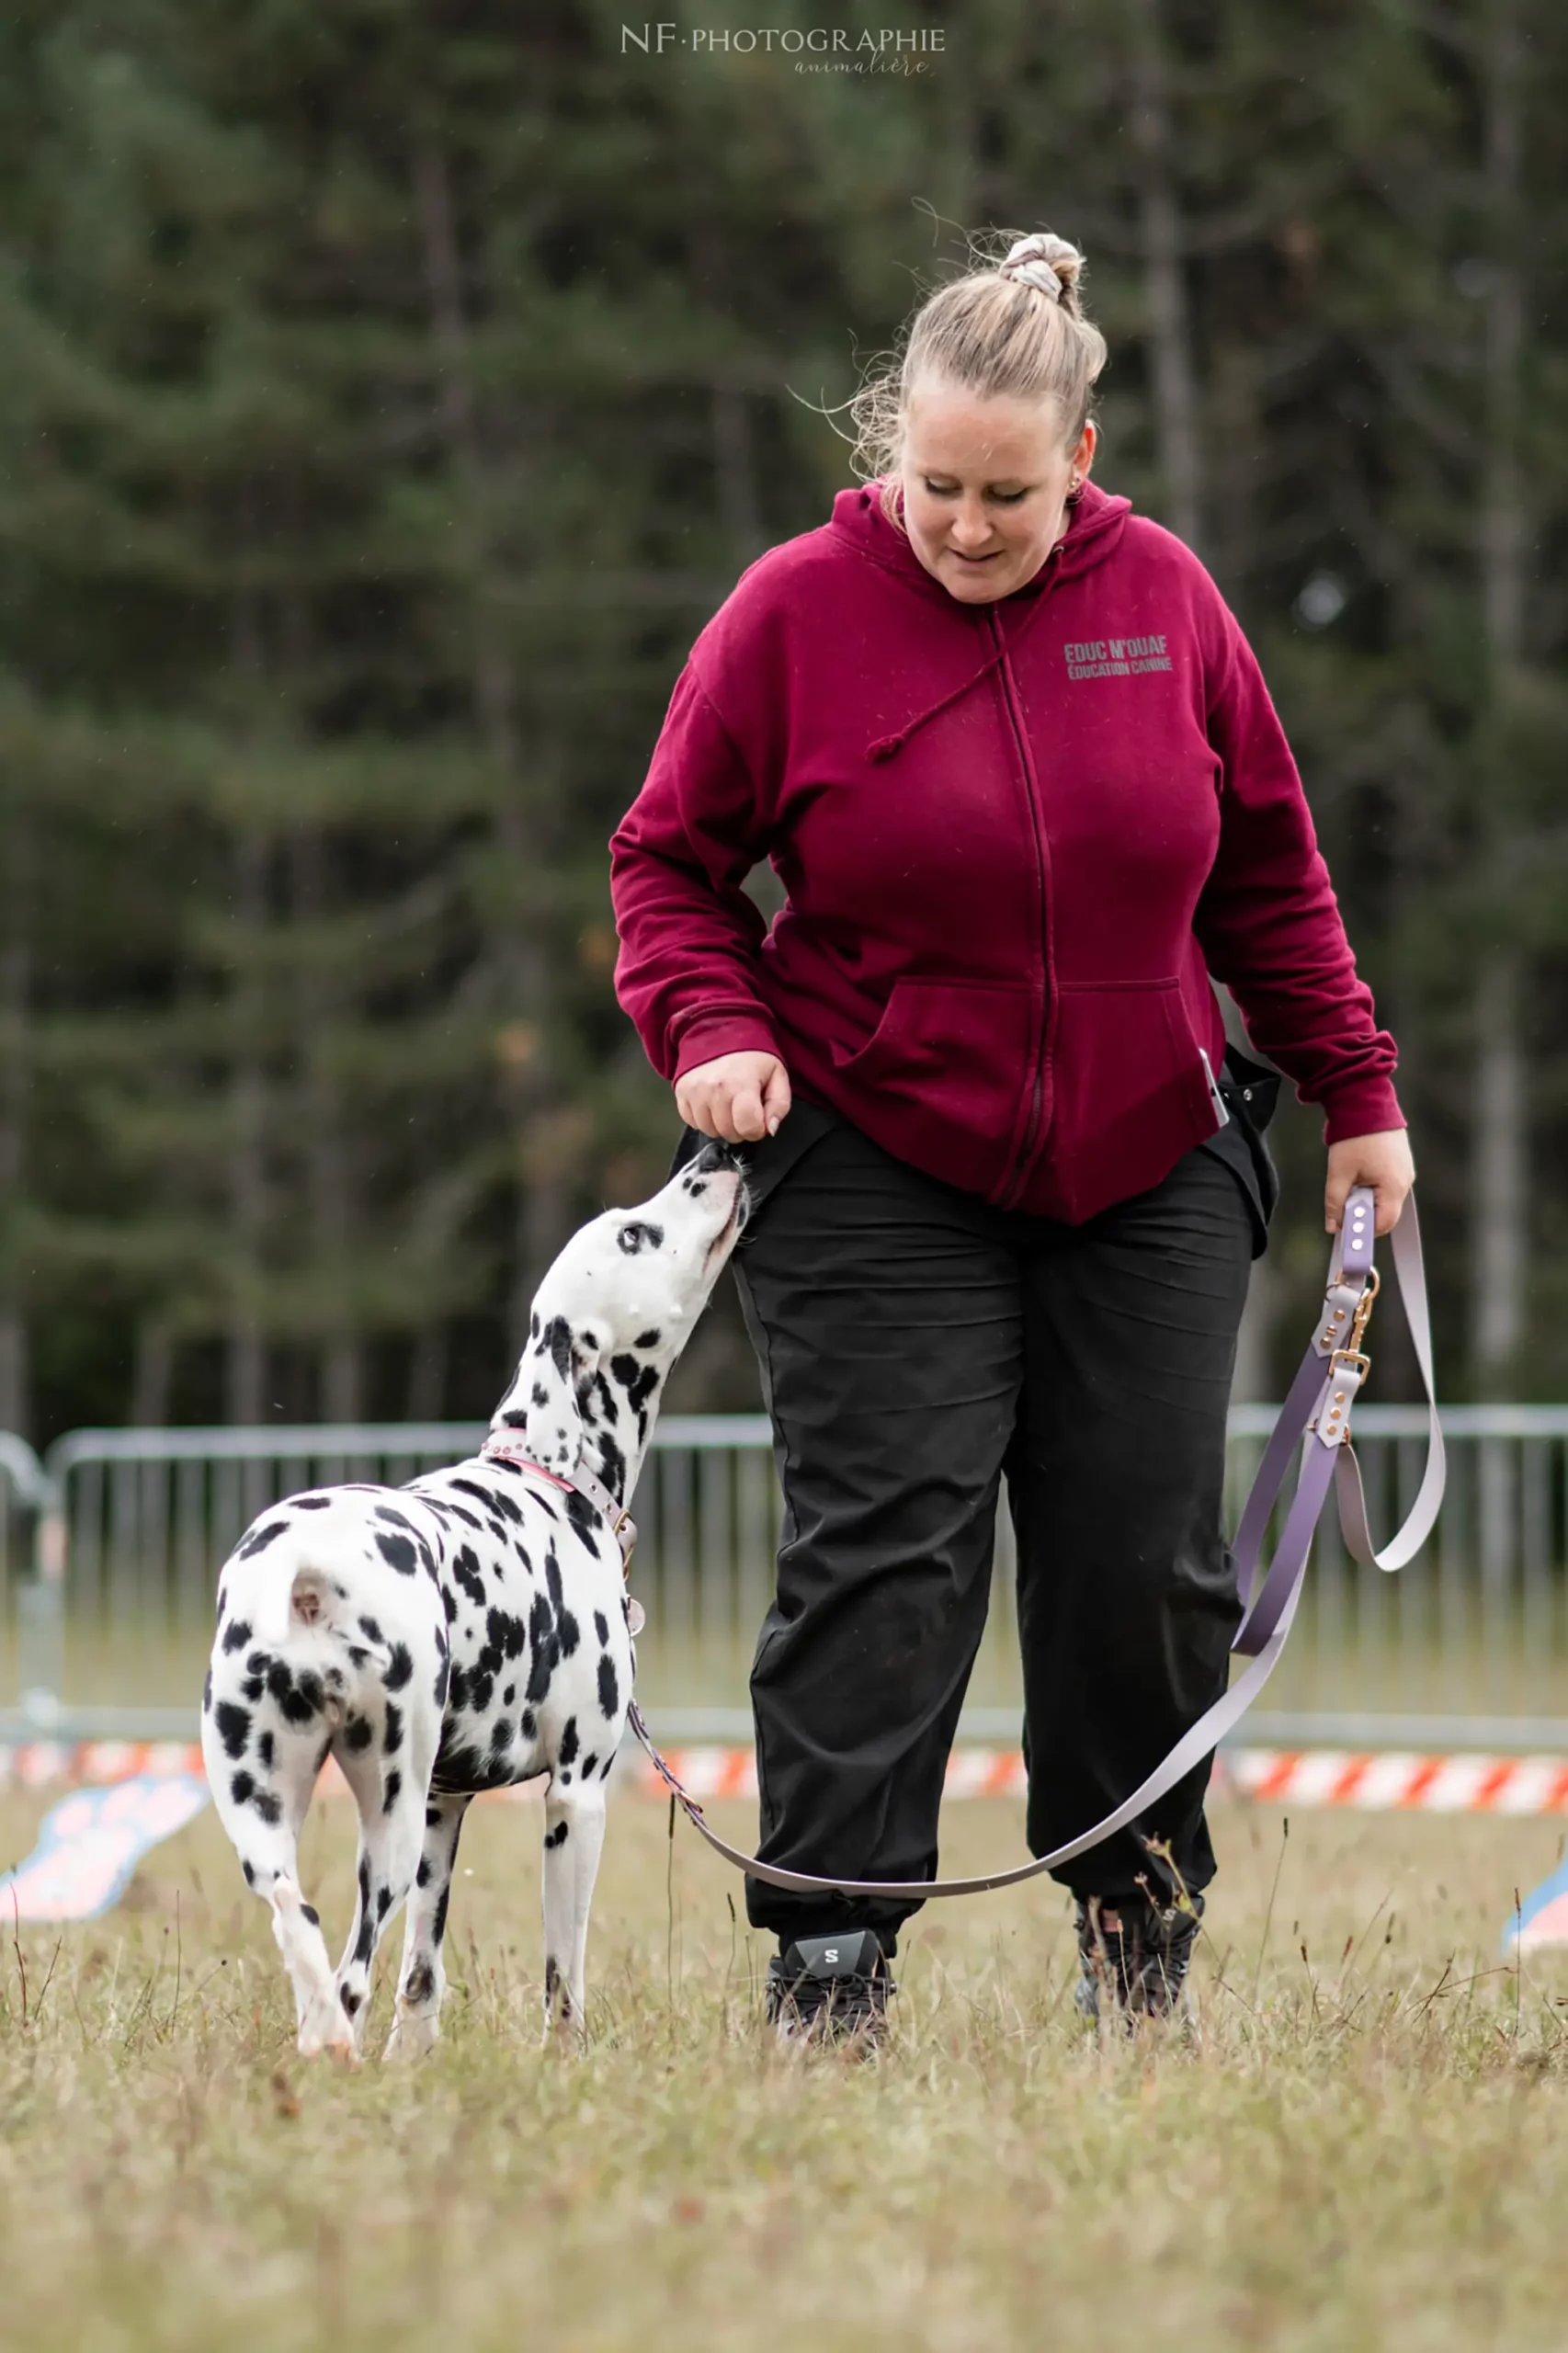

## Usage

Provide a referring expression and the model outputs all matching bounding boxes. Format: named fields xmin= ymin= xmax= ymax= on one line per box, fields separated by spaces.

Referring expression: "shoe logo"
xmin=1063 ymin=634 xmax=1173 ymax=680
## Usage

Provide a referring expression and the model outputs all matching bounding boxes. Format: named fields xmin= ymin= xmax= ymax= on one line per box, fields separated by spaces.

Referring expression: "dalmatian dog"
xmin=201 ymin=1139 xmax=747 ymax=2059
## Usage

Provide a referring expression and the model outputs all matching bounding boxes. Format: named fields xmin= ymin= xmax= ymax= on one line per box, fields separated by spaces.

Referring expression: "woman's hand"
xmin=676 ymin=1051 xmax=792 ymax=1144
xmin=1325 ymin=1129 xmax=1415 ymax=1237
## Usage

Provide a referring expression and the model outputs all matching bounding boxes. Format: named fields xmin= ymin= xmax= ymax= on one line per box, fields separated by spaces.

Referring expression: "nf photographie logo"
xmin=622 ymin=24 xmax=945 ymax=72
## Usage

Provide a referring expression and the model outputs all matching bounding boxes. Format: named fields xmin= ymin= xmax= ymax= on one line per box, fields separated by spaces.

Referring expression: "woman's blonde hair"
xmin=842 ymin=231 xmax=1108 ymax=529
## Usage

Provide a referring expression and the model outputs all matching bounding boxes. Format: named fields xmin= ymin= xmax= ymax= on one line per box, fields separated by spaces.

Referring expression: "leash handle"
xmin=631 ymin=1183 xmax=1445 ymax=1903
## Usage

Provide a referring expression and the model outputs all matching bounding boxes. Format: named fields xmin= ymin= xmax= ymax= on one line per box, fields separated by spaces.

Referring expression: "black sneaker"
xmin=1074 ymin=1890 xmax=1202 ymax=2024
xmin=765 ymin=1930 xmax=896 ymax=2050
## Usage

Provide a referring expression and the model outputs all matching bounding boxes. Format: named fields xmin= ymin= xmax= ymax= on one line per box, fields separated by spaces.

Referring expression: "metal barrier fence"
xmin=1 ymin=1408 xmax=1565 ymax=1748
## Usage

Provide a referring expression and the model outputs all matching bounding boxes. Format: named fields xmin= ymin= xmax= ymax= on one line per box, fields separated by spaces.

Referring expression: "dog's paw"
xmin=383 ymin=2009 xmax=440 ymax=2063
xmin=297 ymin=2022 xmax=358 ymax=2063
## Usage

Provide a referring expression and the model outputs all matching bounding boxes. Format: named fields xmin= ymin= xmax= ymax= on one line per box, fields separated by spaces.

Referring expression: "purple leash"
xmin=628 ymin=1182 xmax=1446 ymax=1900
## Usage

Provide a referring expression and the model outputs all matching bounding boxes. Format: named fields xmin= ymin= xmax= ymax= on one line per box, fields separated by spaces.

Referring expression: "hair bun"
xmin=998 ymin=233 xmax=1084 ymax=310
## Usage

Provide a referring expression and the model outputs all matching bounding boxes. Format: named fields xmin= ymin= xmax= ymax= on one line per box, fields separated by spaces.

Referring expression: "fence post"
xmin=0 ymin=1432 xmax=64 ymax=1726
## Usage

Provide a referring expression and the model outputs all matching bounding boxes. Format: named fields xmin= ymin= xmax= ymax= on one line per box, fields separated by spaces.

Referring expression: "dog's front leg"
xmin=384 ymin=1790 xmax=472 ymax=2062
xmin=541 ymin=1789 xmax=606 ymax=2038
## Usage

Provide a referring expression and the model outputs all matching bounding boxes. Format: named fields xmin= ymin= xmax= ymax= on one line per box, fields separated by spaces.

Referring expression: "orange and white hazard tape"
xmin=5 ymin=1740 xmax=1568 ymax=1816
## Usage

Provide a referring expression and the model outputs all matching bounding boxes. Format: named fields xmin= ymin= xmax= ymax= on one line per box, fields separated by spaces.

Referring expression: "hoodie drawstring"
xmin=863 ymin=581 xmax=1058 ymax=765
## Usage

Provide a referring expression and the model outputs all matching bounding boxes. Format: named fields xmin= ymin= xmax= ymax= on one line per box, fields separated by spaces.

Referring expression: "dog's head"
xmin=491 ymin=1141 xmax=750 ymax=1483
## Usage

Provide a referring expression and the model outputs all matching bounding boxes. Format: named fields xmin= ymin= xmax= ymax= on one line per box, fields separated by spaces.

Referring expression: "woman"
xmin=609 ymin=230 xmax=1414 ymax=2041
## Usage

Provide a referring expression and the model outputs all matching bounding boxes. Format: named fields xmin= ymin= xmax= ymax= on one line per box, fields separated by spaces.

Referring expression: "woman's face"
xmin=898 ymin=381 xmax=1096 ymax=604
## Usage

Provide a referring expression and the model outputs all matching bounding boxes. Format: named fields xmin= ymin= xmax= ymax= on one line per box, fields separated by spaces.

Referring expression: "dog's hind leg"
xmin=541 ymin=1787 xmax=607 ymax=2035
xmin=333 ymin=1741 xmax=435 ymax=2053
xmin=383 ymin=1790 xmax=472 ymax=2062
xmin=203 ymin=1709 xmax=347 ymax=2055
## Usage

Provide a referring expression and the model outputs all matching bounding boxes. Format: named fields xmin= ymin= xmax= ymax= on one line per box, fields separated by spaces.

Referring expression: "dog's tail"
xmin=250 ymin=1539 xmax=345 ymax=1654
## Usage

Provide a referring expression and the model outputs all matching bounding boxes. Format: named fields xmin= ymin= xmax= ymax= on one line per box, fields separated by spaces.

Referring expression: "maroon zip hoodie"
xmin=609 ymin=478 xmax=1403 ymax=1222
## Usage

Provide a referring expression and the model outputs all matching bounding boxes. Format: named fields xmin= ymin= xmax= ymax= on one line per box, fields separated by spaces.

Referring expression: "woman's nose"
xmin=949 ymin=503 xmax=992 ymax=546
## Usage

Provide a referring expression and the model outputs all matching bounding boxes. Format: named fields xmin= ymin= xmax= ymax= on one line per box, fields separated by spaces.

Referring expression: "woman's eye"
xmin=923 ymin=481 xmax=1028 ymax=504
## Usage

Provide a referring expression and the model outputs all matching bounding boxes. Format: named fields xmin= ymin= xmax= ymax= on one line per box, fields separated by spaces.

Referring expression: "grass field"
xmin=3 ymin=1789 xmax=1568 ymax=2352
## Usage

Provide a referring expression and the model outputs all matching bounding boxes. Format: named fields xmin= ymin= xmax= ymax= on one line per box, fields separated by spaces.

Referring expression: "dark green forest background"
xmin=1 ymin=0 xmax=1563 ymax=1443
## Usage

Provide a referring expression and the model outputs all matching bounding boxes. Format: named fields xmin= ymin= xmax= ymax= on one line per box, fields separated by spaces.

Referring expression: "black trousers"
xmin=676 ymin=1082 xmax=1272 ymax=1954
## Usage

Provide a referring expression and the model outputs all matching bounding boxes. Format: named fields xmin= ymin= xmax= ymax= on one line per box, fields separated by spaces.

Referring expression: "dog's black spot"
xmin=377 ymin=1887 xmax=392 ymax=1920
xmin=404 ymin=1960 xmax=436 ymax=2006
xmin=301 ymin=1902 xmax=320 ymax=1926
xmin=231 ymin=1770 xmax=255 ymax=1806
xmin=489 ymin=1605 xmax=528 ymax=1665
xmin=531 ymin=1382 xmax=550 ymax=1409
xmin=521 ymin=1708 xmax=537 ymax=1740
xmin=447 ymin=1503 xmax=484 ymax=1532
xmin=490 ymin=1718 xmax=510 ymax=1749
xmin=376 ymin=1531 xmax=418 ymax=1576
xmin=358 ymin=1614 xmax=384 ymax=1644
xmin=594 ymin=1612 xmax=609 ymax=1647
xmin=469 ymin=1670 xmax=494 ymax=1714
xmin=341 ymin=1984 xmax=363 ymax=2016
xmin=267 ymin=1660 xmax=317 ymax=1727
xmin=426 ymin=1805 xmax=442 ymax=1829
xmin=433 ymin=1887 xmax=451 ymax=1946
xmin=498 ymin=1408 xmax=528 ymax=1430
xmin=544 ymin=1553 xmax=581 ymax=1657
xmin=581 ymin=1752 xmax=597 ymax=1779
xmin=255 ymin=1789 xmax=282 ymax=1825
xmin=347 ymin=1645 xmax=369 ymax=1668
xmin=221 ymin=1617 xmax=253 ymax=1655
xmin=241 ymin=1674 xmax=265 ymax=1703
xmin=416 ymin=1857 xmax=432 ymax=1889
xmin=382 ymin=1769 xmax=403 ymax=1814
xmin=489 ymin=1483 xmax=523 ymax=1526
xmin=451 ymin=1546 xmax=486 ymax=1610
xmin=202 ymin=1668 xmax=212 ymax=1715
xmin=503 ymin=1682 xmax=516 ymax=1706
xmin=634 ymin=1328 xmax=662 ymax=1349
xmin=384 ymin=1643 xmax=414 ymax=1692
xmin=237 ymin=1519 xmax=289 ymax=1560
xmin=257 ymin=1730 xmax=275 ymax=1770
xmin=243 ymin=1859 xmax=256 ymax=1888
xmin=538 ymin=1313 xmax=574 ymax=1382
xmin=544 ymin=1820 xmax=569 ymax=1849
xmin=442 ymin=1586 xmax=458 ymax=1624
xmin=345 ymin=1715 xmax=374 ymax=1754
xmin=384 ymin=1702 xmax=403 ymax=1756
xmin=559 ymin=1716 xmax=579 ymax=1769
xmin=525 ymin=1591 xmax=559 ymax=1703
xmin=374 ymin=1506 xmax=415 ymax=1534
xmin=292 ymin=1495 xmax=333 ymax=1511
xmin=598 ymin=1654 xmax=619 ymax=1720
xmin=562 ymin=1488 xmax=600 ymax=1560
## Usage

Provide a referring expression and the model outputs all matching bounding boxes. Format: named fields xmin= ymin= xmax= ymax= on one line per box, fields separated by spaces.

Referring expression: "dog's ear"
xmin=520 ymin=1313 xmax=593 ymax=1472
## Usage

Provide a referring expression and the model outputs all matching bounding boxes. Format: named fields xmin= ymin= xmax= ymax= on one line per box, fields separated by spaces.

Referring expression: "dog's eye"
xmin=618 ymin=1221 xmax=664 ymax=1255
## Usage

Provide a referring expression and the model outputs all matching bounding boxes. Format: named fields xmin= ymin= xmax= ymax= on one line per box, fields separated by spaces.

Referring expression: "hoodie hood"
xmin=827 ymin=476 xmax=1133 ymax=764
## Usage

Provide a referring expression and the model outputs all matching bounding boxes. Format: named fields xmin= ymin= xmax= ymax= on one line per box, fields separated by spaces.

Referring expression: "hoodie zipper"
xmin=988 ymin=599 xmax=1054 ymax=1210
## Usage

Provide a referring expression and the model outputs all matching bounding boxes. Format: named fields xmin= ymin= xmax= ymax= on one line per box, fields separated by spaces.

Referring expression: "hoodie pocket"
xmin=1044 ymin=978 xmax=1221 ymax=1221
xmin=828 ymin=976 xmax=1035 ymax=1196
